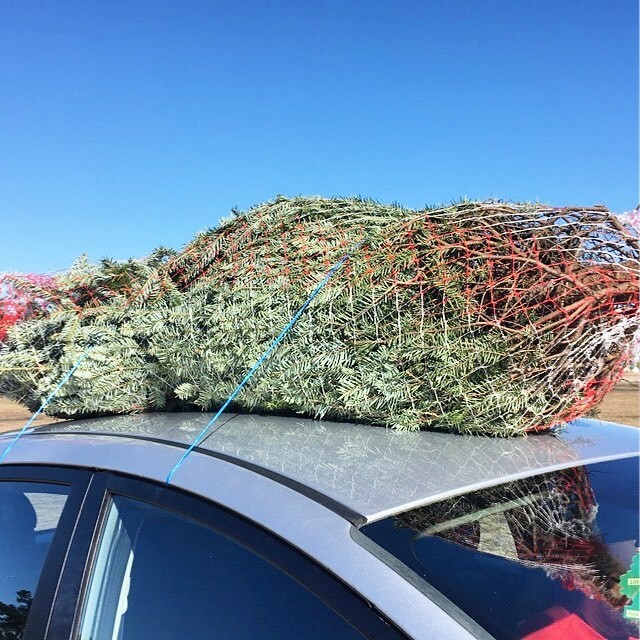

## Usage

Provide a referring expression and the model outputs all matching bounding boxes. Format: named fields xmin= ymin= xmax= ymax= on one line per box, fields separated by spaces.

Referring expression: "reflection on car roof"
xmin=24 ymin=414 xmax=639 ymax=523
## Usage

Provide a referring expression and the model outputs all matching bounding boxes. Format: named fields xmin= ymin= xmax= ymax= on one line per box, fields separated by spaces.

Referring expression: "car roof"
xmin=1 ymin=413 xmax=638 ymax=524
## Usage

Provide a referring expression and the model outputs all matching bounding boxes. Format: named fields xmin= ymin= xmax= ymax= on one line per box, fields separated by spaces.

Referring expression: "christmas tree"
xmin=1 ymin=197 xmax=638 ymax=436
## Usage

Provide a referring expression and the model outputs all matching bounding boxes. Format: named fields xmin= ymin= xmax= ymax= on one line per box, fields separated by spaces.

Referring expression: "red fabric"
xmin=522 ymin=607 xmax=605 ymax=640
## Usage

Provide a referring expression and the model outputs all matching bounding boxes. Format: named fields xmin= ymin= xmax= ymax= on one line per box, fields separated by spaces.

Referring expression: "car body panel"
xmin=21 ymin=413 xmax=640 ymax=523
xmin=0 ymin=414 xmax=638 ymax=640
xmin=0 ymin=433 xmax=481 ymax=640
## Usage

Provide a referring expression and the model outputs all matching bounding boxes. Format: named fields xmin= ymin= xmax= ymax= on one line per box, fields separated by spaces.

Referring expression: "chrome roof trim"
xmin=22 ymin=413 xmax=640 ymax=523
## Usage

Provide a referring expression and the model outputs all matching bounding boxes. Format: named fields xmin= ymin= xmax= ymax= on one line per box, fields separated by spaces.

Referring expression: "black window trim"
xmin=0 ymin=464 xmax=92 ymax=640
xmin=43 ymin=470 xmax=408 ymax=640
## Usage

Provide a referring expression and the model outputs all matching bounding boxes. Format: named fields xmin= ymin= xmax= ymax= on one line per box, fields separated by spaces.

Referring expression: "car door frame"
xmin=0 ymin=464 xmax=92 ymax=640
xmin=43 ymin=470 xmax=408 ymax=640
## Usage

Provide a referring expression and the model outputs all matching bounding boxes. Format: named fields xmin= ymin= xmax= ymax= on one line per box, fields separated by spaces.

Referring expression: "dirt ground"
xmin=0 ymin=374 xmax=638 ymax=434
xmin=590 ymin=373 xmax=639 ymax=427
xmin=0 ymin=398 xmax=63 ymax=433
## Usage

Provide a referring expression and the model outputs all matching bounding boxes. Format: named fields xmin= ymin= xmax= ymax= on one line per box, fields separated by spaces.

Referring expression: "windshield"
xmin=359 ymin=457 xmax=639 ymax=640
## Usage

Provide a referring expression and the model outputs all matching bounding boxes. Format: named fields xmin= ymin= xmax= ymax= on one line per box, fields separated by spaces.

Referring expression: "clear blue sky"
xmin=1 ymin=0 xmax=637 ymax=273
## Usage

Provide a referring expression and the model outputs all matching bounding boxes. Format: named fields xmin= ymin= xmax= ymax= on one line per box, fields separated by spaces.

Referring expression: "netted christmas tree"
xmin=0 ymin=197 xmax=638 ymax=436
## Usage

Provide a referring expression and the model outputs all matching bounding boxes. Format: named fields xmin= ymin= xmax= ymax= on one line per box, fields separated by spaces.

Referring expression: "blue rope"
xmin=166 ymin=245 xmax=362 ymax=484
xmin=0 ymin=347 xmax=93 ymax=463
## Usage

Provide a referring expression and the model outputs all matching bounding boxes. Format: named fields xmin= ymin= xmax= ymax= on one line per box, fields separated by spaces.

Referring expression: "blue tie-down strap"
xmin=166 ymin=243 xmax=363 ymax=484
xmin=0 ymin=347 xmax=93 ymax=463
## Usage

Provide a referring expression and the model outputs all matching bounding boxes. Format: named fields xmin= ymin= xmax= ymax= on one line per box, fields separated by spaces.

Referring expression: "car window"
xmin=359 ymin=457 xmax=640 ymax=640
xmin=0 ymin=481 xmax=69 ymax=640
xmin=78 ymin=494 xmax=366 ymax=640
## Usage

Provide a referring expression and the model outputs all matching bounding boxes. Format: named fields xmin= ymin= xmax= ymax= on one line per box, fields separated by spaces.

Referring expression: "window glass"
xmin=360 ymin=458 xmax=640 ymax=640
xmin=0 ymin=481 xmax=69 ymax=639
xmin=79 ymin=495 xmax=365 ymax=640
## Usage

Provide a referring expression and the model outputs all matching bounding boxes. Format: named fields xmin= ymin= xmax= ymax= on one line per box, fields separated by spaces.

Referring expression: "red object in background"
xmin=522 ymin=607 xmax=605 ymax=640
xmin=522 ymin=605 xmax=640 ymax=640
xmin=0 ymin=274 xmax=58 ymax=341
